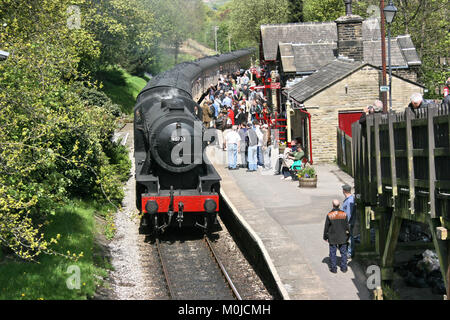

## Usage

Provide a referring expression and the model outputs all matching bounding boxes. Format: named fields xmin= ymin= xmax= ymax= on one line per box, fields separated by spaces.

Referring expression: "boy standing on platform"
xmin=342 ymin=184 xmax=356 ymax=259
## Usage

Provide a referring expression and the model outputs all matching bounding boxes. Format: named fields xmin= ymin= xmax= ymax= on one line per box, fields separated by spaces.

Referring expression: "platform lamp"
xmin=384 ymin=0 xmax=397 ymax=113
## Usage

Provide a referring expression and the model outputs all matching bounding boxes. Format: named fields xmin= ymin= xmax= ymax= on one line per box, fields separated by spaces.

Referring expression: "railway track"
xmin=155 ymin=234 xmax=242 ymax=300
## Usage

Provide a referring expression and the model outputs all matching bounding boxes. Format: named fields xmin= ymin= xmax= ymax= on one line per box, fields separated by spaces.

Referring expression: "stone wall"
xmin=299 ymin=65 xmax=424 ymax=163
xmin=393 ymin=68 xmax=419 ymax=83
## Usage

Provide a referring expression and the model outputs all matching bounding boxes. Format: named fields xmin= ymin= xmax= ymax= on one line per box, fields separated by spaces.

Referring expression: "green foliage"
xmin=145 ymin=0 xmax=208 ymax=65
xmin=381 ymin=283 xmax=401 ymax=300
xmin=0 ymin=0 xmax=131 ymax=261
xmin=229 ymin=0 xmax=291 ymax=46
xmin=82 ymin=0 xmax=159 ymax=74
xmin=389 ymin=0 xmax=449 ymax=98
xmin=297 ymin=165 xmax=316 ymax=178
xmin=0 ymin=200 xmax=113 ymax=300
xmin=95 ymin=66 xmax=147 ymax=114
xmin=76 ymin=83 xmax=122 ymax=117
xmin=303 ymin=0 xmax=345 ymax=22
xmin=288 ymin=0 xmax=305 ymax=23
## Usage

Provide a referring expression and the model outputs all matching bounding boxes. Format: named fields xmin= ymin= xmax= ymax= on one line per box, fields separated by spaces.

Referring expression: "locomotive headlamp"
xmin=145 ymin=200 xmax=158 ymax=214
xmin=204 ymin=199 xmax=217 ymax=213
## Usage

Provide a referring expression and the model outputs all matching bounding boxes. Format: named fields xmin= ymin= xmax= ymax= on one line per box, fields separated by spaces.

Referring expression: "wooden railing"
xmin=351 ymin=104 xmax=449 ymax=295
xmin=336 ymin=128 xmax=353 ymax=176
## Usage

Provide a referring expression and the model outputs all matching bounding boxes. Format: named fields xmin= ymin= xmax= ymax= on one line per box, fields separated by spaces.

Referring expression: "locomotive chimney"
xmin=335 ymin=0 xmax=364 ymax=62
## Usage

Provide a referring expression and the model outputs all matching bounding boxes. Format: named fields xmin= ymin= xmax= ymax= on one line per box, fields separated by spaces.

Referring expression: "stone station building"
xmin=259 ymin=1 xmax=424 ymax=163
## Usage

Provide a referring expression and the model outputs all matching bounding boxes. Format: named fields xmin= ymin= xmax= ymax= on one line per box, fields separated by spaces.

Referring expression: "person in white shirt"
xmin=254 ymin=122 xmax=264 ymax=167
xmin=241 ymin=73 xmax=249 ymax=86
xmin=225 ymin=125 xmax=241 ymax=170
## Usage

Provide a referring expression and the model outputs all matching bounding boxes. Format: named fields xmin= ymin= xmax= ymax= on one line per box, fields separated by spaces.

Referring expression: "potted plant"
xmin=297 ymin=165 xmax=317 ymax=188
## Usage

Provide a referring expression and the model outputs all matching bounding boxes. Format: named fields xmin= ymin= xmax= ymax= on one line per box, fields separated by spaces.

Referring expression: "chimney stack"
xmin=335 ymin=0 xmax=364 ymax=61
xmin=344 ymin=0 xmax=352 ymax=15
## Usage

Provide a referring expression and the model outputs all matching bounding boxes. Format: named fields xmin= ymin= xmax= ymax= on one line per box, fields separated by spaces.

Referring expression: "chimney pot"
xmin=344 ymin=0 xmax=352 ymax=16
xmin=335 ymin=1 xmax=364 ymax=62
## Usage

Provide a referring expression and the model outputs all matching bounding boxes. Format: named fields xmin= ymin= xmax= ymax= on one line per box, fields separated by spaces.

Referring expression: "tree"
xmin=390 ymin=0 xmax=450 ymax=97
xmin=303 ymin=0 xmax=345 ymax=22
xmin=0 ymin=0 xmax=129 ymax=260
xmin=82 ymin=0 xmax=159 ymax=74
xmin=288 ymin=0 xmax=304 ymax=23
xmin=229 ymin=0 xmax=291 ymax=47
xmin=145 ymin=0 xmax=208 ymax=66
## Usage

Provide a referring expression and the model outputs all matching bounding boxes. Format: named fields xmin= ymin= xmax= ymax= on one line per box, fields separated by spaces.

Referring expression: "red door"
xmin=338 ymin=111 xmax=363 ymax=137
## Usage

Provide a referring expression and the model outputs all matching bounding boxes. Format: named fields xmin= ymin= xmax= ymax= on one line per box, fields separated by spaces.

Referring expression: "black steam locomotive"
xmin=134 ymin=49 xmax=254 ymax=233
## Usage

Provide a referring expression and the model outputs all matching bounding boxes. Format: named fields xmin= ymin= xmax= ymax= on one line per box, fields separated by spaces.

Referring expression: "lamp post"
xmin=384 ymin=0 xmax=397 ymax=113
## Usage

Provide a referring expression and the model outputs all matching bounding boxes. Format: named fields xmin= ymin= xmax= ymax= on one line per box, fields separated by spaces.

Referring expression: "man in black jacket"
xmin=323 ymin=199 xmax=350 ymax=273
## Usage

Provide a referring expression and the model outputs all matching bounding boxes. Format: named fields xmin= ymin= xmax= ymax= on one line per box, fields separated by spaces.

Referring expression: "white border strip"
xmin=220 ymin=189 xmax=291 ymax=300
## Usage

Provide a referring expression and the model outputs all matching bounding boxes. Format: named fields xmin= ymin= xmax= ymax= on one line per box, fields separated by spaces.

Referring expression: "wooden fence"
xmin=336 ymin=128 xmax=353 ymax=176
xmin=351 ymin=105 xmax=450 ymax=297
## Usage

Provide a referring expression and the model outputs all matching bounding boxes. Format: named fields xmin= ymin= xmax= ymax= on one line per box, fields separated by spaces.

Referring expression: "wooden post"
xmin=405 ymin=108 xmax=415 ymax=215
xmin=381 ymin=215 xmax=403 ymax=280
xmin=375 ymin=207 xmax=388 ymax=258
xmin=388 ymin=112 xmax=397 ymax=202
xmin=374 ymin=114 xmax=382 ymax=196
xmin=428 ymin=107 xmax=437 ymax=218
xmin=366 ymin=115 xmax=372 ymax=194
xmin=360 ymin=205 xmax=371 ymax=250
xmin=447 ymin=240 xmax=450 ymax=298
xmin=351 ymin=124 xmax=358 ymax=181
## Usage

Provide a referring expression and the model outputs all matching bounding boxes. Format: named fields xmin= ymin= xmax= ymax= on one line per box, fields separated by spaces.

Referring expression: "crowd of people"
xmin=199 ymin=68 xmax=288 ymax=173
xmin=199 ymin=70 xmax=275 ymax=127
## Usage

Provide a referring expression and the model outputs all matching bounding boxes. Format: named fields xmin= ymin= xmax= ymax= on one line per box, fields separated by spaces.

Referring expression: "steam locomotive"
xmin=134 ymin=49 xmax=254 ymax=233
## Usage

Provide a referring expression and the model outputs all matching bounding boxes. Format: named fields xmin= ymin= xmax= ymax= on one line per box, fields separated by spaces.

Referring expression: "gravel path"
xmin=98 ymin=123 xmax=164 ymax=300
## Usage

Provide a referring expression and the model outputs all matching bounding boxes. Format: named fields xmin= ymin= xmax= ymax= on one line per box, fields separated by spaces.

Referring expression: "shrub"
xmin=0 ymin=0 xmax=130 ymax=260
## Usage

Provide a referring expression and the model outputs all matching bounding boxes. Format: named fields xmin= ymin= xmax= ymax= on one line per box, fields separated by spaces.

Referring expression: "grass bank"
xmin=0 ymin=199 xmax=115 ymax=300
xmin=96 ymin=66 xmax=147 ymax=115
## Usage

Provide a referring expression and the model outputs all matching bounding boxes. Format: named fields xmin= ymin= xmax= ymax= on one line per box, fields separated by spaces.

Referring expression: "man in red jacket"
xmin=323 ymin=199 xmax=350 ymax=273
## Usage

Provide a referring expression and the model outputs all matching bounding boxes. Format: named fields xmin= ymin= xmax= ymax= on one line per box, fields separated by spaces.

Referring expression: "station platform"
xmin=207 ymin=146 xmax=371 ymax=300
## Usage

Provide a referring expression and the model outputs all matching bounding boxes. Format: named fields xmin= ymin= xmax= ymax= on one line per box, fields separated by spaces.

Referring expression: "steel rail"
xmin=204 ymin=236 xmax=242 ymax=300
xmin=156 ymin=238 xmax=175 ymax=299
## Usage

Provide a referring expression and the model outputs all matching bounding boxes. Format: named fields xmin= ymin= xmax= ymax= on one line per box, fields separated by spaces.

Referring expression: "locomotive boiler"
xmin=134 ymin=49 xmax=254 ymax=233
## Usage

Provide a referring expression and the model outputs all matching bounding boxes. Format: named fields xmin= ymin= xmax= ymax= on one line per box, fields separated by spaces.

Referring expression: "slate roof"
xmin=261 ymin=18 xmax=381 ymax=61
xmin=263 ymin=19 xmax=421 ymax=73
xmin=285 ymin=59 xmax=365 ymax=103
xmin=364 ymin=36 xmax=422 ymax=67
xmin=285 ymin=58 xmax=424 ymax=103
xmin=278 ymin=43 xmax=338 ymax=74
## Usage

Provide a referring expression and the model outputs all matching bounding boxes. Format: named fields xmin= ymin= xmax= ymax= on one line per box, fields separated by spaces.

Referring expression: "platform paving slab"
xmin=207 ymin=146 xmax=371 ymax=300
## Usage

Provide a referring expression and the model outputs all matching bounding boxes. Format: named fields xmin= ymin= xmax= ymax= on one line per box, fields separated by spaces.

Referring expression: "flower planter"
xmin=298 ymin=176 xmax=317 ymax=188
